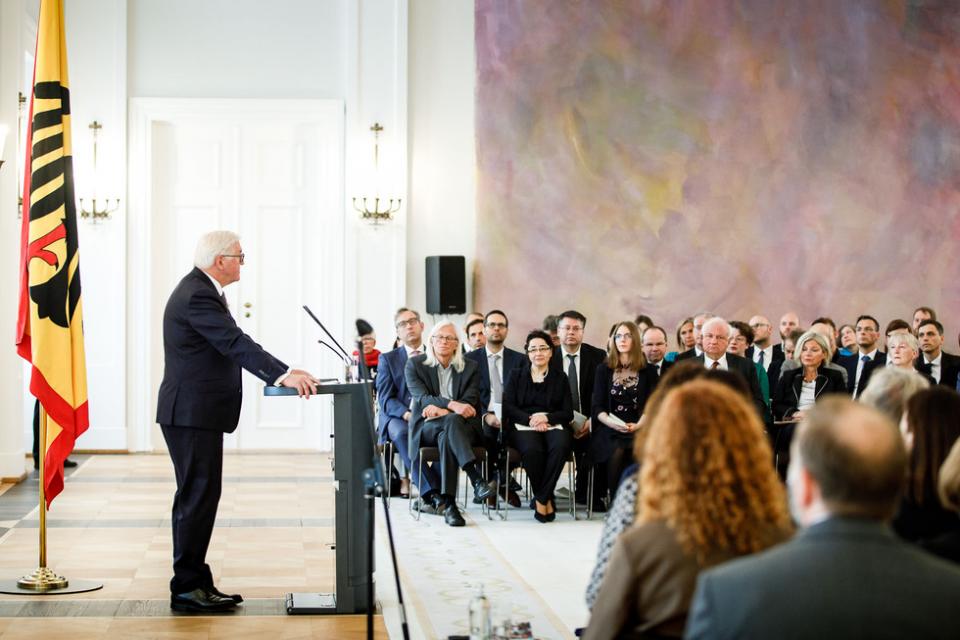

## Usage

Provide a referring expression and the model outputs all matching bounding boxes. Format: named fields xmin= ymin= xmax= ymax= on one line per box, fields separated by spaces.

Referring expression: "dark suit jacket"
xmin=916 ymin=351 xmax=960 ymax=389
xmin=696 ymin=353 xmax=766 ymax=418
xmin=686 ymin=517 xmax=960 ymax=640
xmin=404 ymin=355 xmax=481 ymax=455
xmin=675 ymin=348 xmax=698 ymax=361
xmin=465 ymin=346 xmax=525 ymax=412
xmin=375 ymin=346 xmax=415 ymax=441
xmin=839 ymin=351 xmax=887 ymax=394
xmin=550 ymin=343 xmax=607 ymax=416
xmin=771 ymin=366 xmax=846 ymax=421
xmin=156 ymin=267 xmax=288 ymax=433
xmin=745 ymin=345 xmax=785 ymax=368
xmin=502 ymin=366 xmax=573 ymax=432
xmin=651 ymin=358 xmax=673 ymax=383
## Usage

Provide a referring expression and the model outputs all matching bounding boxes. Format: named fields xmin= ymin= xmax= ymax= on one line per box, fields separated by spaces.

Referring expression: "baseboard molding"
xmin=1 ymin=471 xmax=28 ymax=484
xmin=72 ymin=449 xmax=129 ymax=455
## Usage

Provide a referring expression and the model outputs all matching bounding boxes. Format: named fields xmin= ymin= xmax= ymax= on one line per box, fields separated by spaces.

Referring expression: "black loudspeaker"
xmin=425 ymin=255 xmax=466 ymax=314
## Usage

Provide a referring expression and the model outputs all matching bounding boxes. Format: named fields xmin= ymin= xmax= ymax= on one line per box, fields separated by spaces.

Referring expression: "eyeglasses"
xmin=221 ymin=253 xmax=245 ymax=264
xmin=614 ymin=333 xmax=632 ymax=341
xmin=527 ymin=346 xmax=552 ymax=353
xmin=432 ymin=335 xmax=458 ymax=343
xmin=396 ymin=318 xmax=420 ymax=329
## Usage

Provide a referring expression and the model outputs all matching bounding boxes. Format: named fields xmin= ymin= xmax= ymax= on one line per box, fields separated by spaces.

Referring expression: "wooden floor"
xmin=0 ymin=453 xmax=387 ymax=639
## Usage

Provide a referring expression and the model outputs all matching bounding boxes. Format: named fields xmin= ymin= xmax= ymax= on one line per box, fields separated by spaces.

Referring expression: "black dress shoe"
xmin=63 ymin=458 xmax=78 ymax=468
xmin=509 ymin=477 xmax=523 ymax=493
xmin=430 ymin=493 xmax=449 ymax=515
xmin=171 ymin=587 xmax=237 ymax=613
xmin=534 ymin=511 xmax=549 ymax=523
xmin=208 ymin=585 xmax=243 ymax=604
xmin=444 ymin=504 xmax=466 ymax=527
xmin=472 ymin=477 xmax=497 ymax=501
xmin=412 ymin=496 xmax=438 ymax=515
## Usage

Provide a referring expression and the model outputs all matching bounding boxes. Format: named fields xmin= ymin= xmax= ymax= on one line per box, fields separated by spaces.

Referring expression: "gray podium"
xmin=265 ymin=381 xmax=375 ymax=614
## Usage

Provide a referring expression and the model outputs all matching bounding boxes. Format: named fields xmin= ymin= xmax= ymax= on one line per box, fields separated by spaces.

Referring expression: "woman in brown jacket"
xmin=584 ymin=380 xmax=793 ymax=639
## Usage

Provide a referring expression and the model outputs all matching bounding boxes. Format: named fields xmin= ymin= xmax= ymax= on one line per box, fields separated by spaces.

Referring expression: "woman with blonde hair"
xmin=584 ymin=380 xmax=792 ymax=639
xmin=591 ymin=321 xmax=657 ymax=501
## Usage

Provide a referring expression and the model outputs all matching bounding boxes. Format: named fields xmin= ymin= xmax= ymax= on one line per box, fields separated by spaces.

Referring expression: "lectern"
xmin=264 ymin=382 xmax=375 ymax=614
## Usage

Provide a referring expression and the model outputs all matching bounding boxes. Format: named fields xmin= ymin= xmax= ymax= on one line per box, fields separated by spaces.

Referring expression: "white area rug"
xmin=375 ymin=496 xmax=603 ymax=639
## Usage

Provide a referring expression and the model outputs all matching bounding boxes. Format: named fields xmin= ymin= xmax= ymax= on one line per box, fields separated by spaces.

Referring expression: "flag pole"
xmin=17 ymin=405 xmax=67 ymax=591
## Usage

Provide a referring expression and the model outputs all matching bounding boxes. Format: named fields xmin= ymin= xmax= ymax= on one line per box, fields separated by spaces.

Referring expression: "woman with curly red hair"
xmin=584 ymin=380 xmax=793 ymax=639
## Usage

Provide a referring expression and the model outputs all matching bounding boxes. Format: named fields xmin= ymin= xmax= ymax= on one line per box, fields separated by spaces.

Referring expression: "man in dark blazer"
xmin=405 ymin=321 xmax=496 ymax=527
xmin=549 ymin=310 xmax=607 ymax=508
xmin=675 ymin=312 xmax=712 ymax=361
xmin=641 ymin=325 xmax=673 ymax=381
xmin=697 ymin=318 xmax=766 ymax=418
xmin=916 ymin=319 xmax=960 ymax=389
xmin=376 ymin=307 xmax=430 ymax=498
xmin=464 ymin=310 xmax=525 ymax=500
xmin=686 ymin=398 xmax=960 ymax=640
xmin=745 ymin=314 xmax=784 ymax=380
xmin=157 ymin=231 xmax=319 ymax=613
xmin=838 ymin=314 xmax=886 ymax=397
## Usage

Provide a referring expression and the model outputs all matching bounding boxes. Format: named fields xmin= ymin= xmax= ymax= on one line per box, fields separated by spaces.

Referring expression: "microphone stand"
xmin=356 ymin=339 xmax=410 ymax=640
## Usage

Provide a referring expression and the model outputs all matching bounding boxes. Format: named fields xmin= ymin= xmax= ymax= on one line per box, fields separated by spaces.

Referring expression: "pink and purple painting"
xmin=475 ymin=0 xmax=960 ymax=348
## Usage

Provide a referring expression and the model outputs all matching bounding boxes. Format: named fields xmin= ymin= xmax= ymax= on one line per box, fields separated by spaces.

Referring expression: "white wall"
xmin=407 ymin=0 xmax=477 ymax=331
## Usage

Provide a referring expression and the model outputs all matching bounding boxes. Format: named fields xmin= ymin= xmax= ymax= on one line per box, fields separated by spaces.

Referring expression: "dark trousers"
xmin=385 ymin=416 xmax=435 ymax=495
xmin=161 ymin=425 xmax=224 ymax=595
xmin=415 ymin=414 xmax=481 ymax=497
xmin=511 ymin=428 xmax=573 ymax=504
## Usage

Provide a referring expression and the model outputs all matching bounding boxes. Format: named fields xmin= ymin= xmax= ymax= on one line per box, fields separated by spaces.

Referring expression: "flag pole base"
xmin=16 ymin=567 xmax=68 ymax=591
xmin=0 ymin=576 xmax=102 ymax=596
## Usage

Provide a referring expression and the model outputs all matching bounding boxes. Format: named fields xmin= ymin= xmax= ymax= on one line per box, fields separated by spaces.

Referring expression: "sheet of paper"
xmin=606 ymin=413 xmax=627 ymax=428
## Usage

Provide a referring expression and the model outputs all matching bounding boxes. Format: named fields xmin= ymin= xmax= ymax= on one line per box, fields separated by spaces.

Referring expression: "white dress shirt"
xmin=924 ymin=353 xmax=942 ymax=383
xmin=704 ymin=354 xmax=728 ymax=371
xmin=485 ymin=345 xmax=505 ymax=411
xmin=754 ymin=345 xmax=774 ymax=371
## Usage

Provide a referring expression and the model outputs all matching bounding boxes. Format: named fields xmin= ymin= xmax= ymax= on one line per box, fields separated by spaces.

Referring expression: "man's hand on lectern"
xmin=282 ymin=369 xmax=321 ymax=398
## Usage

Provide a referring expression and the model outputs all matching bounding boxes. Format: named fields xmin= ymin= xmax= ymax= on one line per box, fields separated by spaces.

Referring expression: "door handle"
xmin=243 ymin=302 xmax=253 ymax=308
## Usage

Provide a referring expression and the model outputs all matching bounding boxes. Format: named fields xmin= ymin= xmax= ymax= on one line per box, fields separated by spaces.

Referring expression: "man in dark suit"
xmin=773 ymin=311 xmax=800 ymax=362
xmin=157 ymin=231 xmax=320 ymax=613
xmin=405 ymin=320 xmax=496 ymax=526
xmin=695 ymin=317 xmax=766 ymax=417
xmin=641 ymin=326 xmax=673 ymax=380
xmin=838 ymin=314 xmax=886 ymax=397
xmin=376 ymin=307 xmax=430 ymax=500
xmin=675 ymin=312 xmax=712 ymax=361
xmin=916 ymin=319 xmax=960 ymax=389
xmin=686 ymin=398 xmax=960 ymax=640
xmin=550 ymin=310 xmax=607 ymax=508
xmin=465 ymin=310 xmax=525 ymax=503
xmin=746 ymin=314 xmax=784 ymax=377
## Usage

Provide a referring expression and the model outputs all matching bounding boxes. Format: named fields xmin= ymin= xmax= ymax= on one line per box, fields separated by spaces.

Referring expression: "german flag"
xmin=16 ymin=0 xmax=88 ymax=507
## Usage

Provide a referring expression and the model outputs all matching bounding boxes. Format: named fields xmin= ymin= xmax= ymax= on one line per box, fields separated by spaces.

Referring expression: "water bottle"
xmin=468 ymin=584 xmax=491 ymax=640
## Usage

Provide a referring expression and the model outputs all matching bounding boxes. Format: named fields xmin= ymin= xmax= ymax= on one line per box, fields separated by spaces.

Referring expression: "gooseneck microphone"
xmin=302 ymin=305 xmax=353 ymax=361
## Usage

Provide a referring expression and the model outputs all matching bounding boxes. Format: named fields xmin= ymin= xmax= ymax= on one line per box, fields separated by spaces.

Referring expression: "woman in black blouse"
xmin=592 ymin=321 xmax=657 ymax=502
xmin=503 ymin=330 xmax=574 ymax=522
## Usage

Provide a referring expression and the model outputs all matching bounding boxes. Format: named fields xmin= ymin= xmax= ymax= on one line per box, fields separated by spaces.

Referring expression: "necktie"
xmin=567 ymin=355 xmax=580 ymax=412
xmin=853 ymin=355 xmax=870 ymax=398
xmin=710 ymin=361 xmax=720 ymax=370
xmin=758 ymin=350 xmax=765 ymax=368
xmin=490 ymin=354 xmax=503 ymax=403
xmin=411 ymin=349 xmax=421 ymax=358
xmin=656 ymin=363 xmax=661 ymax=376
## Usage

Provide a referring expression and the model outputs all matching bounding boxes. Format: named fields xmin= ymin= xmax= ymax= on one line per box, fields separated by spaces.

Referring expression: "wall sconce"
xmin=352 ymin=122 xmax=401 ymax=225
xmin=78 ymin=120 xmax=119 ymax=223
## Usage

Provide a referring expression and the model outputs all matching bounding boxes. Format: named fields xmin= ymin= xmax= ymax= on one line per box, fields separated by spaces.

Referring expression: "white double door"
xmin=150 ymin=100 xmax=345 ymax=450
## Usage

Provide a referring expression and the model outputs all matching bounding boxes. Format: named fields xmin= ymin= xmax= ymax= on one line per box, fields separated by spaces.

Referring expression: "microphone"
xmin=303 ymin=305 xmax=352 ymax=360
xmin=318 ymin=338 xmax=350 ymax=365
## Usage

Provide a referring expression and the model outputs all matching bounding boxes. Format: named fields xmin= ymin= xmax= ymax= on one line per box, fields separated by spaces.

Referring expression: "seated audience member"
xmin=641 ymin=326 xmax=672 ymax=379
xmin=882 ymin=332 xmax=935 ymax=388
xmin=465 ymin=310 xmax=525 ymax=502
xmin=676 ymin=312 xmax=712 ymax=360
xmin=464 ymin=317 xmax=486 ymax=352
xmin=376 ymin=308 xmax=427 ymax=500
xmin=634 ymin=314 xmax=654 ymax=335
xmin=885 ymin=318 xmax=913 ymax=355
xmin=552 ymin=310 xmax=607 ymax=510
xmin=584 ymin=381 xmax=792 ymax=639
xmin=782 ymin=327 xmax=804 ymax=362
xmin=542 ymin=314 xmax=561 ymax=347
xmin=838 ymin=323 xmax=857 ymax=357
xmin=810 ymin=316 xmax=841 ymax=362
xmin=405 ymin=321 xmax=496 ymax=527
xmin=668 ymin=317 xmax=696 ymax=362
xmin=913 ymin=306 xmax=937 ymax=334
xmin=839 ymin=314 xmax=885 ymax=398
xmin=584 ymin=363 xmax=750 ymax=612
xmin=916 ymin=319 xmax=960 ymax=388
xmin=779 ymin=321 xmax=849 ymax=388
xmin=776 ymin=311 xmax=800 ymax=359
xmin=696 ymin=318 xmax=766 ymax=417
xmin=746 ymin=315 xmax=783 ymax=379
xmin=353 ymin=319 xmax=380 ymax=377
xmin=728 ymin=321 xmax=771 ymax=415
xmin=502 ymin=330 xmax=573 ymax=523
xmin=859 ymin=366 xmax=930 ymax=425
xmin=592 ymin=321 xmax=658 ymax=500
xmin=772 ymin=331 xmax=846 ymax=421
xmin=921 ymin=439 xmax=960 ymax=563
xmin=686 ymin=398 xmax=960 ymax=640
xmin=893 ymin=387 xmax=960 ymax=543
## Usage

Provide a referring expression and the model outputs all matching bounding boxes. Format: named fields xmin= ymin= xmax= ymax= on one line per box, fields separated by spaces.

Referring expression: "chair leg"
xmin=587 ymin=466 xmax=594 ymax=520
xmin=569 ymin=456 xmax=577 ymax=520
xmin=385 ymin=441 xmax=393 ymax=509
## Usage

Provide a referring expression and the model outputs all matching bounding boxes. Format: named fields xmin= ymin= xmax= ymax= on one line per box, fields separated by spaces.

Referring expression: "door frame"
xmin=127 ymin=98 xmax=346 ymax=453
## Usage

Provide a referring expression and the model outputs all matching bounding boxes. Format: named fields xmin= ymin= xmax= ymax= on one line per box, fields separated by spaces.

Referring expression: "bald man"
xmin=688 ymin=399 xmax=960 ymax=639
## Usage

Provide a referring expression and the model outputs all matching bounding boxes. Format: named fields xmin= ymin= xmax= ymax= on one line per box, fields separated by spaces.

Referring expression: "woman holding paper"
xmin=503 ymin=330 xmax=574 ymax=522
xmin=592 ymin=321 xmax=658 ymax=502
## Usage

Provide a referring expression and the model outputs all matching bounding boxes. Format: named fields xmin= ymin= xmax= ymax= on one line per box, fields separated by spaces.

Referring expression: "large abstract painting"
xmin=475 ymin=0 xmax=960 ymax=348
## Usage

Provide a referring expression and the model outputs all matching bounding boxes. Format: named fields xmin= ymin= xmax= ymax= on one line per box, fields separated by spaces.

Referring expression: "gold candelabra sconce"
xmin=352 ymin=122 xmax=401 ymax=225
xmin=78 ymin=120 xmax=120 ymax=223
